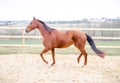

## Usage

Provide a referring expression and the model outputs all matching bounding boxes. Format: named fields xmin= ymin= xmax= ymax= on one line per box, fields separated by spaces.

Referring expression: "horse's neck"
xmin=37 ymin=22 xmax=49 ymax=37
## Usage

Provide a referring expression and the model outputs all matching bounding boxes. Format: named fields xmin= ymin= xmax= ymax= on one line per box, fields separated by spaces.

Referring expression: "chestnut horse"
xmin=26 ymin=17 xmax=105 ymax=66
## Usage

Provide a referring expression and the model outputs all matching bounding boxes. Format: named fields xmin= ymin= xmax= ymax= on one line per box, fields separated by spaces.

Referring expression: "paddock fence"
xmin=0 ymin=27 xmax=120 ymax=54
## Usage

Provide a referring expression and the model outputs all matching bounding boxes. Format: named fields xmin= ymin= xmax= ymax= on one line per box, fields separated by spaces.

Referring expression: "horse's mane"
xmin=37 ymin=20 xmax=54 ymax=32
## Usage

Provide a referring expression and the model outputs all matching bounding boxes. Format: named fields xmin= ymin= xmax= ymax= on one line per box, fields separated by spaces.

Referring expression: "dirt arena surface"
xmin=0 ymin=54 xmax=120 ymax=83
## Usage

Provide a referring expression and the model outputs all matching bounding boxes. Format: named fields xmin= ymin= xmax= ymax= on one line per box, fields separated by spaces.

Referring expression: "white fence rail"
xmin=0 ymin=27 xmax=120 ymax=48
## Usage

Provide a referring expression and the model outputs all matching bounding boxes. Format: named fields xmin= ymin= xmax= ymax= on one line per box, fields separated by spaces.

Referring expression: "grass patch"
xmin=0 ymin=40 xmax=120 ymax=55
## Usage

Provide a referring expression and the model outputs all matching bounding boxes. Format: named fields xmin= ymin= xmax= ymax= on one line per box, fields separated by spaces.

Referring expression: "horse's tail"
xmin=85 ymin=33 xmax=105 ymax=58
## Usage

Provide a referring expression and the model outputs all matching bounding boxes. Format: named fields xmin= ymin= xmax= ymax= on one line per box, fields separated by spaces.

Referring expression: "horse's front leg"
xmin=40 ymin=48 xmax=49 ymax=64
xmin=51 ymin=48 xmax=55 ymax=66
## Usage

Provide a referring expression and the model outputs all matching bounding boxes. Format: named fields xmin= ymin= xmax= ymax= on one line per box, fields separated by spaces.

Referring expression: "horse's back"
xmin=51 ymin=29 xmax=86 ymax=41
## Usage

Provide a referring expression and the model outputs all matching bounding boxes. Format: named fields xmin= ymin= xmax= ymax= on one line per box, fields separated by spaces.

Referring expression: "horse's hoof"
xmin=51 ymin=64 xmax=54 ymax=66
xmin=51 ymin=63 xmax=55 ymax=66
xmin=45 ymin=61 xmax=48 ymax=64
xmin=77 ymin=60 xmax=80 ymax=64
xmin=84 ymin=63 xmax=87 ymax=65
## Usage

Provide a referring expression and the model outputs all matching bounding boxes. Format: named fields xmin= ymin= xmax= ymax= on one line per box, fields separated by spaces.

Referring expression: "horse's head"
xmin=26 ymin=17 xmax=38 ymax=33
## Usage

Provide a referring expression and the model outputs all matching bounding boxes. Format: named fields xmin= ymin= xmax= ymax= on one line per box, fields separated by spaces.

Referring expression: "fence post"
xmin=22 ymin=28 xmax=25 ymax=53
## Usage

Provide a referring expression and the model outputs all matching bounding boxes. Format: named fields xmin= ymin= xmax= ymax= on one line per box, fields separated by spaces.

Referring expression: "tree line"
xmin=47 ymin=17 xmax=120 ymax=28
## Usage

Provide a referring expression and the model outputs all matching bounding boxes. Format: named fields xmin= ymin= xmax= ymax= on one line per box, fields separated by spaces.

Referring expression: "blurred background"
xmin=0 ymin=0 xmax=120 ymax=55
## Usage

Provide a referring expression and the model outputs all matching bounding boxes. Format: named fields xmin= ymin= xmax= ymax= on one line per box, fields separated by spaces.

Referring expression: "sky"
xmin=0 ymin=0 xmax=120 ymax=21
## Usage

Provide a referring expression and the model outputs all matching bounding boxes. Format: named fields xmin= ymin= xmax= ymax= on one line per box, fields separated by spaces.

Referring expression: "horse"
xmin=26 ymin=17 xmax=105 ymax=66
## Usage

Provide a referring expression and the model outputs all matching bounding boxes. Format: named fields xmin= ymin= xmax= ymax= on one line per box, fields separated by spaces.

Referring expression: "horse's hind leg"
xmin=82 ymin=50 xmax=87 ymax=65
xmin=74 ymin=42 xmax=87 ymax=65
xmin=77 ymin=53 xmax=82 ymax=64
xmin=77 ymin=50 xmax=87 ymax=65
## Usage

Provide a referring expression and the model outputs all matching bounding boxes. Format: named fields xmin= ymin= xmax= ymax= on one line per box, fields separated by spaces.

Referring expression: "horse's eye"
xmin=31 ymin=22 xmax=32 ymax=24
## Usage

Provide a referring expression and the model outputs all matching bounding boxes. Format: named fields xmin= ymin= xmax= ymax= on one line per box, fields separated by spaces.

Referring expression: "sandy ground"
xmin=0 ymin=54 xmax=120 ymax=83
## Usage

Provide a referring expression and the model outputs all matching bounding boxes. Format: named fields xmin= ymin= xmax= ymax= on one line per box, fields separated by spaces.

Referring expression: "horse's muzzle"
xmin=25 ymin=29 xmax=29 ymax=33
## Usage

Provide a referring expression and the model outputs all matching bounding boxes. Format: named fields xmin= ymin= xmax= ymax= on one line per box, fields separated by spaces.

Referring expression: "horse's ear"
xmin=33 ymin=17 xmax=36 ymax=20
